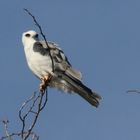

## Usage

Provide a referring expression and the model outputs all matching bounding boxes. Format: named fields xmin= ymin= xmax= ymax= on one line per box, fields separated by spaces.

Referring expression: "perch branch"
xmin=18 ymin=91 xmax=47 ymax=140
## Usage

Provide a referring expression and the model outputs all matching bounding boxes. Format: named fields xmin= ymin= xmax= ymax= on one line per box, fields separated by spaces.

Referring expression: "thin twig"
xmin=23 ymin=92 xmax=47 ymax=140
xmin=0 ymin=131 xmax=39 ymax=140
xmin=2 ymin=120 xmax=12 ymax=140
xmin=40 ymin=89 xmax=48 ymax=111
xmin=24 ymin=8 xmax=55 ymax=72
xmin=0 ymin=132 xmax=20 ymax=140
xmin=19 ymin=92 xmax=37 ymax=139
xmin=127 ymin=89 xmax=140 ymax=94
xmin=18 ymin=91 xmax=47 ymax=140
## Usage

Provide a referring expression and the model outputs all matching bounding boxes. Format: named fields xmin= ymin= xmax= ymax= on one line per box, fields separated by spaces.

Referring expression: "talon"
xmin=44 ymin=75 xmax=52 ymax=83
xmin=39 ymin=74 xmax=52 ymax=93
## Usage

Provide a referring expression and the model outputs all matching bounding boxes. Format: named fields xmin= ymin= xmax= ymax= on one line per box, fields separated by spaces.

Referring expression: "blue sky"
xmin=0 ymin=0 xmax=140 ymax=140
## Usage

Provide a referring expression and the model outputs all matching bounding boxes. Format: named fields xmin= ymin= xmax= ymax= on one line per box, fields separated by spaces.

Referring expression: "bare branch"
xmin=23 ymin=92 xmax=47 ymax=140
xmin=19 ymin=92 xmax=39 ymax=139
xmin=0 ymin=91 xmax=47 ymax=140
xmin=18 ymin=91 xmax=47 ymax=140
xmin=24 ymin=8 xmax=55 ymax=72
xmin=1 ymin=120 xmax=12 ymax=140
xmin=0 ymin=131 xmax=39 ymax=140
xmin=0 ymin=132 xmax=20 ymax=140
xmin=23 ymin=9 xmax=49 ymax=47
xmin=127 ymin=89 xmax=140 ymax=94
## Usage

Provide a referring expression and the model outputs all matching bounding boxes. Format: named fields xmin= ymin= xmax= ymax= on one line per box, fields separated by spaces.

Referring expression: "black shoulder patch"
xmin=33 ymin=42 xmax=49 ymax=56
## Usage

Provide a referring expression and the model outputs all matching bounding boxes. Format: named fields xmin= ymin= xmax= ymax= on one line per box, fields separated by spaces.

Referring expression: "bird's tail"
xmin=74 ymin=87 xmax=101 ymax=107
xmin=50 ymin=71 xmax=101 ymax=107
xmin=65 ymin=75 xmax=101 ymax=107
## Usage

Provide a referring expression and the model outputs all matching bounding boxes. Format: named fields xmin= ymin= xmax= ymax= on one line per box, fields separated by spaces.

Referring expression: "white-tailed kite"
xmin=22 ymin=30 xmax=101 ymax=107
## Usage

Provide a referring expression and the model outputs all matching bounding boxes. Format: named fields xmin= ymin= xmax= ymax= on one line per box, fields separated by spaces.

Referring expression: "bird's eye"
xmin=34 ymin=34 xmax=38 ymax=38
xmin=25 ymin=33 xmax=30 ymax=37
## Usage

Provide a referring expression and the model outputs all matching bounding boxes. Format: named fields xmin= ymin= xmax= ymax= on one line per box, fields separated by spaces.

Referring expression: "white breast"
xmin=24 ymin=42 xmax=53 ymax=79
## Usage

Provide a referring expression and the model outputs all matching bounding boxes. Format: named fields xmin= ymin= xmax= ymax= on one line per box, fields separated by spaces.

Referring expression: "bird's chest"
xmin=24 ymin=47 xmax=52 ymax=77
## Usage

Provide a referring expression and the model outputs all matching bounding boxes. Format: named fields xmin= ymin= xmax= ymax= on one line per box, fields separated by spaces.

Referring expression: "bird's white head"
xmin=22 ymin=30 xmax=39 ymax=47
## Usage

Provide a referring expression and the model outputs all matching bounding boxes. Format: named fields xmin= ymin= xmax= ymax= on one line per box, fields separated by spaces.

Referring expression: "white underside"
xmin=24 ymin=41 xmax=53 ymax=79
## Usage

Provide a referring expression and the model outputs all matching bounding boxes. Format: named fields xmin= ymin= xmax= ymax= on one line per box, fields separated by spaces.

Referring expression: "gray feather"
xmin=40 ymin=41 xmax=82 ymax=81
xmin=33 ymin=42 xmax=49 ymax=55
xmin=38 ymin=41 xmax=101 ymax=107
xmin=49 ymin=71 xmax=101 ymax=107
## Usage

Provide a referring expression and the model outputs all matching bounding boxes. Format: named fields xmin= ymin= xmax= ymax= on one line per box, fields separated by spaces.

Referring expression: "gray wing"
xmin=40 ymin=41 xmax=82 ymax=81
xmin=37 ymin=41 xmax=101 ymax=107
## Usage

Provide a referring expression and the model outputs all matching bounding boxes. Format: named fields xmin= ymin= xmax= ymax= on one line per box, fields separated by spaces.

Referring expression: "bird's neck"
xmin=24 ymin=39 xmax=37 ymax=63
xmin=24 ymin=39 xmax=36 ymax=51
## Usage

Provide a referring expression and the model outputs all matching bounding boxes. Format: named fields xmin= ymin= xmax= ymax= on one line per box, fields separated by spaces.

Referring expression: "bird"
xmin=22 ymin=30 xmax=101 ymax=107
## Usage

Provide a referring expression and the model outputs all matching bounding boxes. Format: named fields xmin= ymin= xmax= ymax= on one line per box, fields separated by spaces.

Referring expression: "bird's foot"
xmin=40 ymin=75 xmax=52 ymax=94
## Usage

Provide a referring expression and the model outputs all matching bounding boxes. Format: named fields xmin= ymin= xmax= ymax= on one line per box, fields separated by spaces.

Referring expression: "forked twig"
xmin=19 ymin=91 xmax=47 ymax=140
xmin=0 ymin=131 xmax=39 ymax=140
xmin=1 ymin=120 xmax=12 ymax=140
xmin=19 ymin=92 xmax=38 ymax=139
xmin=0 ymin=93 xmax=44 ymax=140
